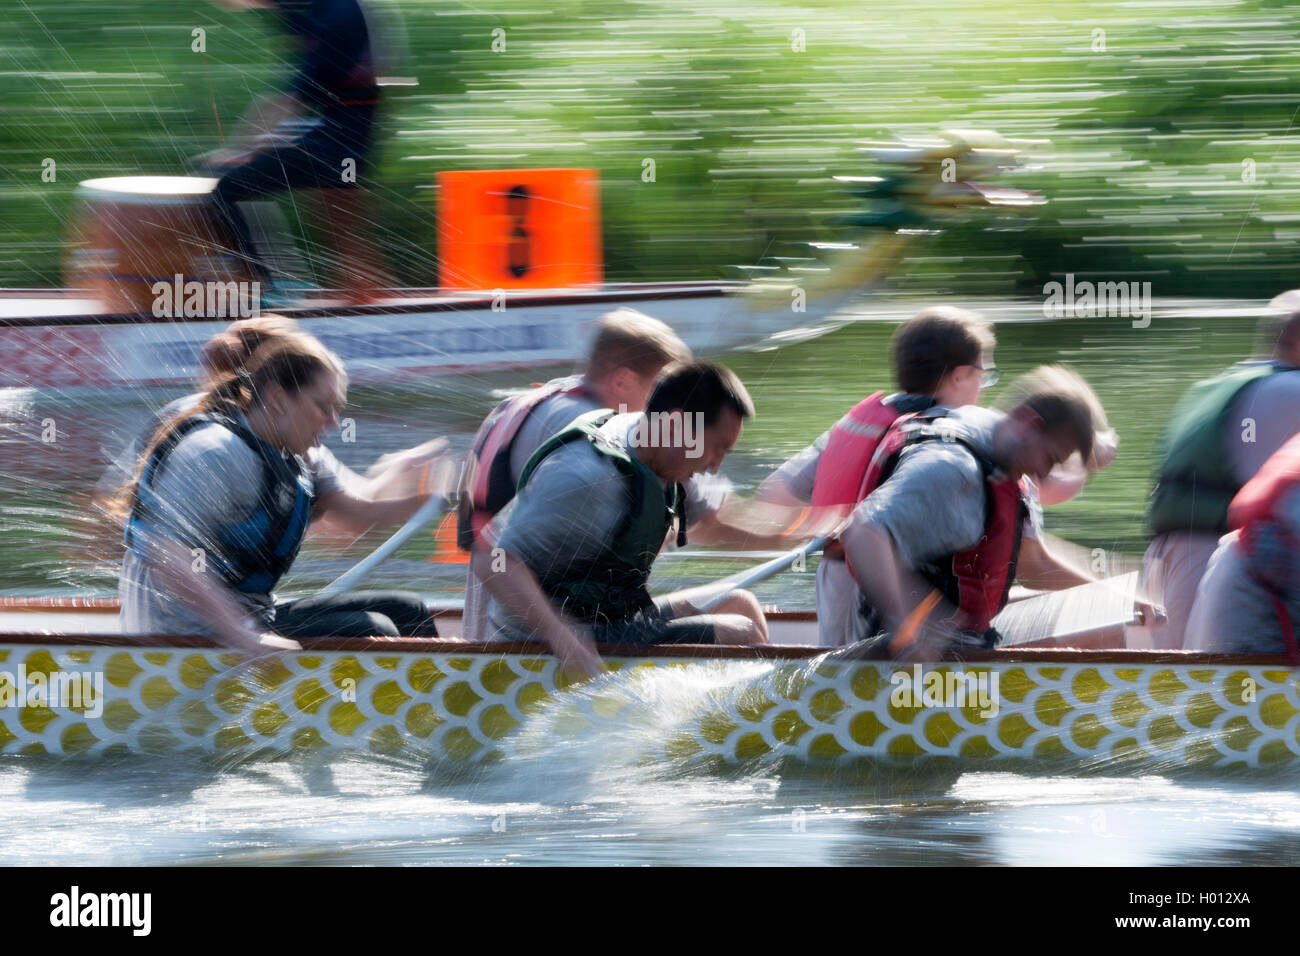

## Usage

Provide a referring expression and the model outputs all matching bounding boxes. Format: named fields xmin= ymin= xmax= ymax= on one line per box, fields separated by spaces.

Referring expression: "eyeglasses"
xmin=977 ymin=365 xmax=999 ymax=389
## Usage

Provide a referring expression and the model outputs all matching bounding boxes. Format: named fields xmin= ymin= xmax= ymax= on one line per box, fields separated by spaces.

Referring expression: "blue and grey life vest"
xmin=125 ymin=412 xmax=314 ymax=594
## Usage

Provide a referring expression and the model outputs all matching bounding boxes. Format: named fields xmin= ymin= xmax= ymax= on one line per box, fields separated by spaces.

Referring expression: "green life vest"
xmin=517 ymin=409 xmax=681 ymax=624
xmin=1146 ymin=362 xmax=1289 ymax=535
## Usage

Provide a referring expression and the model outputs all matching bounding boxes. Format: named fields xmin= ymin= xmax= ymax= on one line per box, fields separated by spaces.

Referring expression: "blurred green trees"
xmin=3 ymin=0 xmax=1297 ymax=295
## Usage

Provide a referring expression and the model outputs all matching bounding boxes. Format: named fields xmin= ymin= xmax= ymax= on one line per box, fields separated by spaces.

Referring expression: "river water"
xmin=3 ymin=302 xmax=1299 ymax=866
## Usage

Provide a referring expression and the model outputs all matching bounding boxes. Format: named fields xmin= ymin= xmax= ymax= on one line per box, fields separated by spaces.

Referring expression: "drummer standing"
xmin=208 ymin=0 xmax=388 ymax=302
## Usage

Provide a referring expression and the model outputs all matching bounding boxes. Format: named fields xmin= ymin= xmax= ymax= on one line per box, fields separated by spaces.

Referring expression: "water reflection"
xmin=10 ymin=754 xmax=1300 ymax=865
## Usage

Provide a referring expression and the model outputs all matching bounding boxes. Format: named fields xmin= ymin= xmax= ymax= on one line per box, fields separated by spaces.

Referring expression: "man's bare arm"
xmin=1016 ymin=535 xmax=1095 ymax=591
xmin=313 ymin=451 xmax=455 ymax=537
xmin=314 ymin=487 xmax=428 ymax=537
xmin=687 ymin=498 xmax=848 ymax=551
xmin=839 ymin=519 xmax=961 ymax=660
xmin=470 ymin=546 xmax=605 ymax=680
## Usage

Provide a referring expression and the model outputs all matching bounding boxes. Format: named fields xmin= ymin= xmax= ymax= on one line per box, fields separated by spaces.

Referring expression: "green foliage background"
xmin=3 ymin=0 xmax=1299 ymax=293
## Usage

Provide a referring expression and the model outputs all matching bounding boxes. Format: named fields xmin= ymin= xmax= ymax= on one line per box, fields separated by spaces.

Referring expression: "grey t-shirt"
xmin=1226 ymin=364 xmax=1300 ymax=484
xmin=1185 ymin=484 xmax=1300 ymax=655
xmin=767 ymin=401 xmax=1039 ymax=645
xmin=767 ymin=427 xmax=833 ymax=504
xmin=483 ymin=412 xmax=712 ymax=640
xmin=506 ymin=376 xmax=602 ymax=483
xmin=851 ymin=405 xmax=1004 ymax=567
xmin=461 ymin=382 xmax=724 ymax=640
xmin=112 ymin=393 xmax=363 ymax=497
xmin=119 ymin=413 xmax=343 ymax=636
xmin=769 ymin=399 xmax=1041 ymax=538
xmin=848 ymin=405 xmax=1040 ymax=610
xmin=461 ymin=378 xmax=605 ymax=641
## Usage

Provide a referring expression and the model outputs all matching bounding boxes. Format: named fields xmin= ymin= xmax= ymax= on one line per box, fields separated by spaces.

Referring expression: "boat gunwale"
xmin=0 ymin=597 xmax=1288 ymax=664
xmin=0 ymin=283 xmax=734 ymax=328
xmin=0 ymin=627 xmax=1291 ymax=667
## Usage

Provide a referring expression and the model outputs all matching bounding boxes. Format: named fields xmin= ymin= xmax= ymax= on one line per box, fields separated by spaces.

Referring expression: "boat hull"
xmin=0 ymin=631 xmax=1291 ymax=769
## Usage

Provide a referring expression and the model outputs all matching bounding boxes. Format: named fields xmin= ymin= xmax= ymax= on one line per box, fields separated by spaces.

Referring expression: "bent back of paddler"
xmin=757 ymin=307 xmax=1113 ymax=648
xmin=757 ymin=306 xmax=997 ymax=647
xmin=471 ymin=361 xmax=766 ymax=680
xmin=839 ymin=365 xmax=1103 ymax=660
xmin=457 ymin=308 xmax=691 ymax=641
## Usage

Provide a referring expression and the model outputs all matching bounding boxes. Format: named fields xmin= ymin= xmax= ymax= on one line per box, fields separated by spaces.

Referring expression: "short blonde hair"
xmin=585 ymin=309 xmax=691 ymax=379
xmin=998 ymin=365 xmax=1103 ymax=463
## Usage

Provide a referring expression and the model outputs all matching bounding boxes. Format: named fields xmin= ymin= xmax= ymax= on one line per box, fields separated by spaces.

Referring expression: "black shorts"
xmin=589 ymin=597 xmax=718 ymax=646
xmin=271 ymin=590 xmax=438 ymax=639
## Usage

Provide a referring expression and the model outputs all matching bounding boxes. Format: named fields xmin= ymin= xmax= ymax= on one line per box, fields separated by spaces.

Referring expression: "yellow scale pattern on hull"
xmin=0 ymin=644 xmax=1297 ymax=768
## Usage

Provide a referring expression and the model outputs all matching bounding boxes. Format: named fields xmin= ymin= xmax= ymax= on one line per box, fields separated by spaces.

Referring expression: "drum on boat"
xmin=63 ymin=175 xmax=255 ymax=315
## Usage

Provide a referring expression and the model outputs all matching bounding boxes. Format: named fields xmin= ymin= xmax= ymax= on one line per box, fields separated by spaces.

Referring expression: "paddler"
xmin=1143 ymin=291 xmax=1300 ymax=648
xmin=106 ymin=315 xmax=444 ymax=520
xmin=457 ymin=309 xmax=692 ymax=640
xmin=1185 ymin=434 xmax=1300 ymax=658
xmin=205 ymin=0 xmax=390 ymax=303
xmin=758 ymin=307 xmax=1114 ymax=647
xmin=838 ymin=365 xmax=1105 ymax=659
xmin=471 ymin=361 xmax=766 ymax=679
xmin=117 ymin=332 xmax=449 ymax=651
xmin=1185 ymin=431 xmax=1300 ymax=656
xmin=458 ymin=308 xmax=809 ymax=641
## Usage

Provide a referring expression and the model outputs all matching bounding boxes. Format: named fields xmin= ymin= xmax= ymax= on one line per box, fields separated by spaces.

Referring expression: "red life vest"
xmin=1227 ymin=433 xmax=1300 ymax=660
xmin=846 ymin=411 xmax=1026 ymax=638
xmin=808 ymin=391 xmax=936 ymax=557
xmin=810 ymin=392 xmax=928 ymax=508
xmin=456 ymin=376 xmax=592 ymax=549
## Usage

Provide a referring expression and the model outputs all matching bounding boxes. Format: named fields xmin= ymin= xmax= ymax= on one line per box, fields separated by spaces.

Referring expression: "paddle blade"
xmin=429 ymin=511 xmax=469 ymax=564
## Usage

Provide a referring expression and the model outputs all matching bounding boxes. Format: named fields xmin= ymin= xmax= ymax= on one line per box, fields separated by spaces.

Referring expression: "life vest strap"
xmin=126 ymin=410 xmax=312 ymax=593
xmin=457 ymin=376 xmax=591 ymax=551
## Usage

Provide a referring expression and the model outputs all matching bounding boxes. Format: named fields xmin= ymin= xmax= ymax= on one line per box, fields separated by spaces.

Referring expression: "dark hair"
xmin=645 ymin=361 xmax=755 ymax=427
xmin=113 ymin=332 xmax=345 ymax=521
xmin=891 ymin=306 xmax=996 ymax=394
xmin=999 ymin=365 xmax=1102 ymax=463
xmin=585 ymin=308 xmax=692 ymax=379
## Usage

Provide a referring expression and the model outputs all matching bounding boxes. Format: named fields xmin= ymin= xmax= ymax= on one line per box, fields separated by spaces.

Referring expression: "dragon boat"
xmin=0 ymin=596 xmax=1293 ymax=771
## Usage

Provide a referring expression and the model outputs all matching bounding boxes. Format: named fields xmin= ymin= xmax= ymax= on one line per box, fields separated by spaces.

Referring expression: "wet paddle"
xmin=314 ymin=493 xmax=447 ymax=599
xmin=691 ymin=535 xmax=829 ymax=613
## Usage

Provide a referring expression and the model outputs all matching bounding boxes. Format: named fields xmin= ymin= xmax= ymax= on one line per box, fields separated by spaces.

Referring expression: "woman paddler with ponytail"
xmin=117 ymin=332 xmax=444 ymax=652
xmin=107 ymin=315 xmax=446 ymax=526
